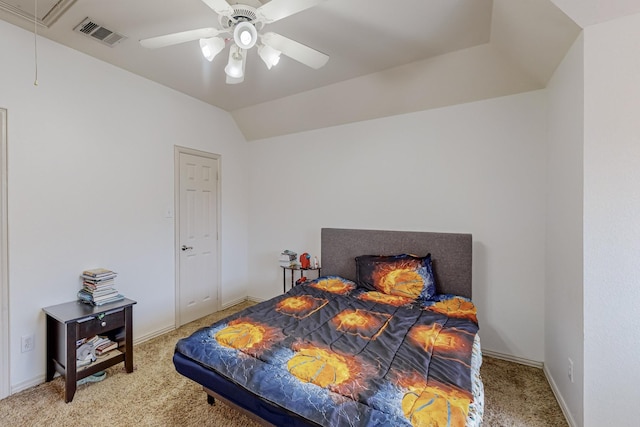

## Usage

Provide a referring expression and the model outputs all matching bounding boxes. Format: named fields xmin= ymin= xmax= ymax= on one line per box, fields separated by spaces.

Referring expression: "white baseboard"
xmin=221 ymin=296 xmax=249 ymax=309
xmin=133 ymin=325 xmax=175 ymax=346
xmin=135 ymin=298 xmax=253 ymax=345
xmin=247 ymin=295 xmax=266 ymax=303
xmin=78 ymin=298 xmax=256 ymax=349
xmin=481 ymin=349 xmax=543 ymax=368
xmin=543 ymin=365 xmax=577 ymax=427
xmin=11 ymin=374 xmax=45 ymax=395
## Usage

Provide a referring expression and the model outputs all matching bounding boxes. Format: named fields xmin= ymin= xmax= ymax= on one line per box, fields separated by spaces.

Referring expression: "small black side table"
xmin=42 ymin=298 xmax=136 ymax=402
xmin=281 ymin=266 xmax=321 ymax=292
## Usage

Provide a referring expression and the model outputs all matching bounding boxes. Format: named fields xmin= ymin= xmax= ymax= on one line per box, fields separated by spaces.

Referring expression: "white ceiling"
xmin=0 ymin=0 xmax=600 ymax=140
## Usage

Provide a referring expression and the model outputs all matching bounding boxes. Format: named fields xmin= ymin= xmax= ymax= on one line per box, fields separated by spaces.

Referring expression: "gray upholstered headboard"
xmin=321 ymin=228 xmax=473 ymax=299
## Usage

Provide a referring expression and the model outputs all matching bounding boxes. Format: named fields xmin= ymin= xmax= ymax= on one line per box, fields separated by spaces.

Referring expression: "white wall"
xmin=545 ymin=33 xmax=584 ymax=427
xmin=583 ymin=13 xmax=640 ymax=426
xmin=248 ymin=91 xmax=548 ymax=362
xmin=0 ymin=20 xmax=250 ymax=392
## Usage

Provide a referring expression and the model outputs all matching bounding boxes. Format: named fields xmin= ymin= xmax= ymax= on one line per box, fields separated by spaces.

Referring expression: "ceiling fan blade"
xmin=257 ymin=0 xmax=326 ymax=24
xmin=262 ymin=32 xmax=328 ymax=69
xmin=201 ymin=0 xmax=235 ymax=17
xmin=140 ymin=28 xmax=225 ymax=49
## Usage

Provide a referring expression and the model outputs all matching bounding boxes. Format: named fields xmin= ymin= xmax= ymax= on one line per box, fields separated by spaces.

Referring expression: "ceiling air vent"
xmin=74 ymin=17 xmax=126 ymax=47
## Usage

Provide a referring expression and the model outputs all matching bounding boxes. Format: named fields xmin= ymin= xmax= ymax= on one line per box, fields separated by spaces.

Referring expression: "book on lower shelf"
xmin=95 ymin=340 xmax=118 ymax=356
xmin=76 ymin=335 xmax=119 ymax=367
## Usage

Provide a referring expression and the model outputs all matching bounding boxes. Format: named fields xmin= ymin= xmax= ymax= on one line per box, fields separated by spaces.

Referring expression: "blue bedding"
xmin=174 ymin=276 xmax=480 ymax=427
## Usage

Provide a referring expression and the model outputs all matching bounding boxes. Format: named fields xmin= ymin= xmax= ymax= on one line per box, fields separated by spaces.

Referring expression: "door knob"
xmin=181 ymin=245 xmax=193 ymax=251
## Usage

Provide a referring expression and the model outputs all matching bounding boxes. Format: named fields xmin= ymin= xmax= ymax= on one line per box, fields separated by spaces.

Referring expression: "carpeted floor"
xmin=481 ymin=357 xmax=568 ymax=427
xmin=0 ymin=301 xmax=567 ymax=426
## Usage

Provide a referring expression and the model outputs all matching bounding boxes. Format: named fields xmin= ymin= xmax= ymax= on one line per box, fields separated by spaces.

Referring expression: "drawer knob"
xmin=101 ymin=321 xmax=106 ymax=327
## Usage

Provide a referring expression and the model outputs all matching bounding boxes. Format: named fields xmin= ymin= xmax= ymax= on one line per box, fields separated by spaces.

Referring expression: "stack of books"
xmin=77 ymin=268 xmax=124 ymax=306
xmin=279 ymin=250 xmax=298 ymax=268
xmin=76 ymin=335 xmax=119 ymax=366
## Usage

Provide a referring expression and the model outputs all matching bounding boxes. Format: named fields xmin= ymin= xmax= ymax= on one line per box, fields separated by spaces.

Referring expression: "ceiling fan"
xmin=139 ymin=0 xmax=329 ymax=84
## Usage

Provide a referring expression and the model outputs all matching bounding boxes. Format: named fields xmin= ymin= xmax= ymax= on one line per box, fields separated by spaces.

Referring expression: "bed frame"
xmin=175 ymin=228 xmax=473 ymax=426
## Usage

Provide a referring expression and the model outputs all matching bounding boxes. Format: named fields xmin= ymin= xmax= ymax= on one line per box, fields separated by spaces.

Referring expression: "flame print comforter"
xmin=175 ymin=276 xmax=482 ymax=427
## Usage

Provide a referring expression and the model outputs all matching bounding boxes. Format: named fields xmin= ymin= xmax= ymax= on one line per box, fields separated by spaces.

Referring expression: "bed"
xmin=173 ymin=228 xmax=483 ymax=426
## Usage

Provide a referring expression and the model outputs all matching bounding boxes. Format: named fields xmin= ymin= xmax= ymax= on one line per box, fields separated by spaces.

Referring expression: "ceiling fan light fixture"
xmin=233 ymin=21 xmax=257 ymax=50
xmin=225 ymin=45 xmax=245 ymax=79
xmin=140 ymin=0 xmax=331 ymax=85
xmin=258 ymin=43 xmax=281 ymax=69
xmin=199 ymin=37 xmax=225 ymax=62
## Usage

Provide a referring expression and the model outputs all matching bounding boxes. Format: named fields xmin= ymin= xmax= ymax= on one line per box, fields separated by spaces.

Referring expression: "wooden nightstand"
xmin=42 ymin=298 xmax=136 ymax=402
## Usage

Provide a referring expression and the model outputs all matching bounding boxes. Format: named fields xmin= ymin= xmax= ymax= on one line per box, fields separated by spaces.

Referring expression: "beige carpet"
xmin=481 ymin=357 xmax=568 ymax=427
xmin=0 ymin=301 xmax=567 ymax=426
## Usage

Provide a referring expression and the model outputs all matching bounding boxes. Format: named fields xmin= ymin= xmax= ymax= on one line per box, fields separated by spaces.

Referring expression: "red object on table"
xmin=300 ymin=253 xmax=311 ymax=269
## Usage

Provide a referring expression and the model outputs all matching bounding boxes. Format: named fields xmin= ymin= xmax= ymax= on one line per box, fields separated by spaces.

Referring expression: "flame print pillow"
xmin=307 ymin=276 xmax=356 ymax=295
xmin=355 ymin=254 xmax=437 ymax=301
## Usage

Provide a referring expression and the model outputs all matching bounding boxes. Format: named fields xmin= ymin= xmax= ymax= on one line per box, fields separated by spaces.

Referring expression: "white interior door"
xmin=176 ymin=148 xmax=220 ymax=326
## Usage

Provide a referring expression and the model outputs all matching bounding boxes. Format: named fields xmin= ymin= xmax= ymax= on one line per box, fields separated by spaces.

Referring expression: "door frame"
xmin=1 ymin=108 xmax=9 ymax=398
xmin=174 ymin=146 xmax=222 ymax=328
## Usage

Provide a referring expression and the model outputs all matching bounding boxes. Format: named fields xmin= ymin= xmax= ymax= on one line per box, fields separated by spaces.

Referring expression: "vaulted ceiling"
xmin=1 ymin=0 xmax=635 ymax=140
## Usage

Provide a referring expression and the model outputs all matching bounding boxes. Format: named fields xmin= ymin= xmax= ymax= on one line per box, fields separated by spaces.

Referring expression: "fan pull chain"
xmin=34 ymin=0 xmax=39 ymax=86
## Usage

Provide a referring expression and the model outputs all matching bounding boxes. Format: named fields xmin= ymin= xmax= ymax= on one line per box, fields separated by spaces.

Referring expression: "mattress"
xmin=174 ymin=276 xmax=483 ymax=426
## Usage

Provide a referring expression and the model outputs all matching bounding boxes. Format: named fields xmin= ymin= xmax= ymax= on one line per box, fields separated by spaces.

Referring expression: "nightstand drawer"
xmin=77 ymin=309 xmax=125 ymax=337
